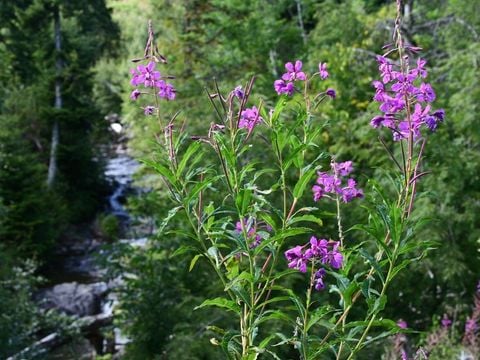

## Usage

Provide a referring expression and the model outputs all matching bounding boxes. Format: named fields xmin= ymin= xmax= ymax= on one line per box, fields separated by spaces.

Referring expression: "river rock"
xmin=38 ymin=282 xmax=108 ymax=317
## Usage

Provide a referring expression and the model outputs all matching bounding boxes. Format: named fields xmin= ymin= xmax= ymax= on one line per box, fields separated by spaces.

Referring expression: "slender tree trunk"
xmin=295 ymin=0 xmax=307 ymax=45
xmin=47 ymin=5 xmax=62 ymax=188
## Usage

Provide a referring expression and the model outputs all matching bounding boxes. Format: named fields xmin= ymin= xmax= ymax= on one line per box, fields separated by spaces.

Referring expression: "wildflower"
xmin=304 ymin=237 xmax=328 ymax=259
xmin=130 ymin=89 xmax=141 ymax=100
xmin=465 ymin=317 xmax=477 ymax=334
xmin=285 ymin=246 xmax=307 ymax=273
xmin=282 ymin=60 xmax=306 ymax=82
xmin=371 ymin=49 xmax=444 ymax=140
xmin=239 ymin=106 xmax=263 ymax=131
xmin=397 ymin=320 xmax=408 ymax=329
xmin=234 ymin=217 xmax=270 ymax=249
xmin=433 ymin=109 xmax=445 ymax=122
xmin=322 ymin=241 xmax=343 ymax=269
xmin=274 ymin=79 xmax=295 ymax=96
xmin=341 ymin=178 xmax=364 ymax=203
xmin=144 ymin=106 xmax=155 ymax=115
xmin=157 ymin=80 xmax=176 ymax=100
xmin=314 ymin=268 xmax=326 ymax=290
xmin=318 ymin=62 xmax=329 ymax=79
xmin=273 ymin=59 xmax=308 ymax=96
xmin=312 ymin=160 xmax=363 ymax=204
xmin=233 ymin=85 xmax=244 ymax=99
xmin=325 ymin=88 xmax=336 ymax=99
xmin=130 ymin=61 xmax=161 ymax=88
xmin=417 ymin=83 xmax=436 ymax=103
xmin=284 ymin=237 xmax=344 ymax=291
xmin=334 ymin=161 xmax=353 ymax=176
xmin=316 ymin=172 xmax=341 ymax=193
xmin=312 ymin=184 xmax=324 ymax=202
xmin=441 ymin=314 xmax=452 ymax=328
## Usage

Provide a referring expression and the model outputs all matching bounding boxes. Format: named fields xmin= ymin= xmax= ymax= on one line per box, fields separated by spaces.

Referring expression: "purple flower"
xmin=314 ymin=268 xmax=326 ymax=291
xmin=325 ymin=88 xmax=336 ymax=99
xmin=312 ymin=161 xmax=362 ymax=204
xmin=316 ymin=172 xmax=341 ymax=193
xmin=157 ymin=80 xmax=176 ymax=100
xmin=424 ymin=115 xmax=438 ymax=131
xmin=371 ymin=51 xmax=443 ymax=140
xmin=318 ymin=62 xmax=329 ymax=79
xmin=274 ymin=79 xmax=295 ymax=96
xmin=285 ymin=236 xmax=344 ymax=290
xmin=413 ymin=58 xmax=428 ymax=78
xmin=334 ymin=161 xmax=353 ymax=176
xmin=321 ymin=241 xmax=343 ymax=269
xmin=130 ymin=61 xmax=161 ymax=87
xmin=282 ymin=60 xmax=306 ymax=82
xmin=312 ymin=185 xmax=324 ymax=202
xmin=144 ymin=106 xmax=155 ymax=115
xmin=433 ymin=109 xmax=445 ymax=122
xmin=130 ymin=89 xmax=141 ymax=100
xmin=239 ymin=106 xmax=263 ymax=131
xmin=441 ymin=314 xmax=452 ymax=328
xmin=417 ymin=83 xmax=436 ymax=103
xmin=376 ymin=55 xmax=395 ymax=84
xmin=285 ymin=246 xmax=307 ymax=273
xmin=341 ymin=178 xmax=364 ymax=203
xmin=397 ymin=320 xmax=408 ymax=329
xmin=233 ymin=85 xmax=244 ymax=99
xmin=370 ymin=116 xmax=384 ymax=128
xmin=235 ymin=217 xmax=270 ymax=249
xmin=465 ymin=317 xmax=477 ymax=333
xmin=304 ymin=236 xmax=328 ymax=259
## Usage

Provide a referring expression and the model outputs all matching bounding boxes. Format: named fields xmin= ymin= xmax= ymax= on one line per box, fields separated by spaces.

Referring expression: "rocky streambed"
xmin=16 ymin=150 xmax=146 ymax=359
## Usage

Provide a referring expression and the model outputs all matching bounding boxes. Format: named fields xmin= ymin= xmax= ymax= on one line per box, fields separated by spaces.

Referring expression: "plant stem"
xmin=346 ymin=257 xmax=395 ymax=360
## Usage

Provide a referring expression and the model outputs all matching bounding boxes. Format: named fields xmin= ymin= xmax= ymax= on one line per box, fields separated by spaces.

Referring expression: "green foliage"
xmin=0 ymin=246 xmax=45 ymax=358
xmin=98 ymin=213 xmax=120 ymax=241
xmin=0 ymin=0 xmax=119 ymax=256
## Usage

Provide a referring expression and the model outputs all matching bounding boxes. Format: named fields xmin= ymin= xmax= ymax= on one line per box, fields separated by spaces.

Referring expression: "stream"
xmin=33 ymin=147 xmax=144 ymax=358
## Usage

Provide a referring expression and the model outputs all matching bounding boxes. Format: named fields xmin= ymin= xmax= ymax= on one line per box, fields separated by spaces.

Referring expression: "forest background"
xmin=0 ymin=0 xmax=479 ymax=359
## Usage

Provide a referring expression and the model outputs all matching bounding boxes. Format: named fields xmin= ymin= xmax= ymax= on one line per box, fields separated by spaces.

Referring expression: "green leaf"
xmin=254 ymin=227 xmax=312 ymax=255
xmin=287 ymin=214 xmax=323 ymax=227
xmin=225 ymin=271 xmax=254 ymax=291
xmin=170 ymin=245 xmax=197 ymax=258
xmin=158 ymin=205 xmax=183 ymax=233
xmin=293 ymin=167 xmax=318 ymax=199
xmin=176 ymin=141 xmax=202 ymax=177
xmin=368 ymin=294 xmax=387 ymax=316
xmin=186 ymin=175 xmax=222 ymax=204
xmin=358 ymin=249 xmax=385 ymax=284
xmin=141 ymin=159 xmax=177 ymax=187
xmin=189 ymin=254 xmax=202 ymax=271
xmin=195 ymin=297 xmax=241 ymax=313
xmin=235 ymin=188 xmax=252 ymax=215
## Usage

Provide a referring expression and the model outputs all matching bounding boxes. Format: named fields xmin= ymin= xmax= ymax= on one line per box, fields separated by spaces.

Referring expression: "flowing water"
xmin=34 ymin=148 xmax=144 ymax=358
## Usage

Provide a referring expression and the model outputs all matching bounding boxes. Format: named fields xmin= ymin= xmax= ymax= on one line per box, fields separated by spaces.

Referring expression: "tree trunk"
xmin=295 ymin=0 xmax=307 ymax=45
xmin=47 ymin=5 xmax=62 ymax=188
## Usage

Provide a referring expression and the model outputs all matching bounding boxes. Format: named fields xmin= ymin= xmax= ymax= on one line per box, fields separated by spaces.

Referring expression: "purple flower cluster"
xmin=235 ymin=218 xmax=271 ymax=249
xmin=274 ymin=60 xmax=332 ymax=97
xmin=284 ymin=236 xmax=343 ymax=291
xmin=129 ymin=61 xmax=176 ymax=111
xmin=371 ymin=54 xmax=444 ymax=141
xmin=239 ymin=106 xmax=263 ymax=131
xmin=274 ymin=60 xmax=305 ymax=96
xmin=441 ymin=314 xmax=452 ymax=328
xmin=463 ymin=280 xmax=480 ymax=346
xmin=312 ymin=161 xmax=363 ymax=203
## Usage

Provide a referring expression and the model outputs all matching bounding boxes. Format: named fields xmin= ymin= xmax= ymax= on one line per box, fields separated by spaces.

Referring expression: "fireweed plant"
xmin=131 ymin=3 xmax=442 ymax=358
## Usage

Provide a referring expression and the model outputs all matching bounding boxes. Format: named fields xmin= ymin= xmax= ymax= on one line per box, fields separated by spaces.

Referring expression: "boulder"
xmin=38 ymin=282 xmax=108 ymax=317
